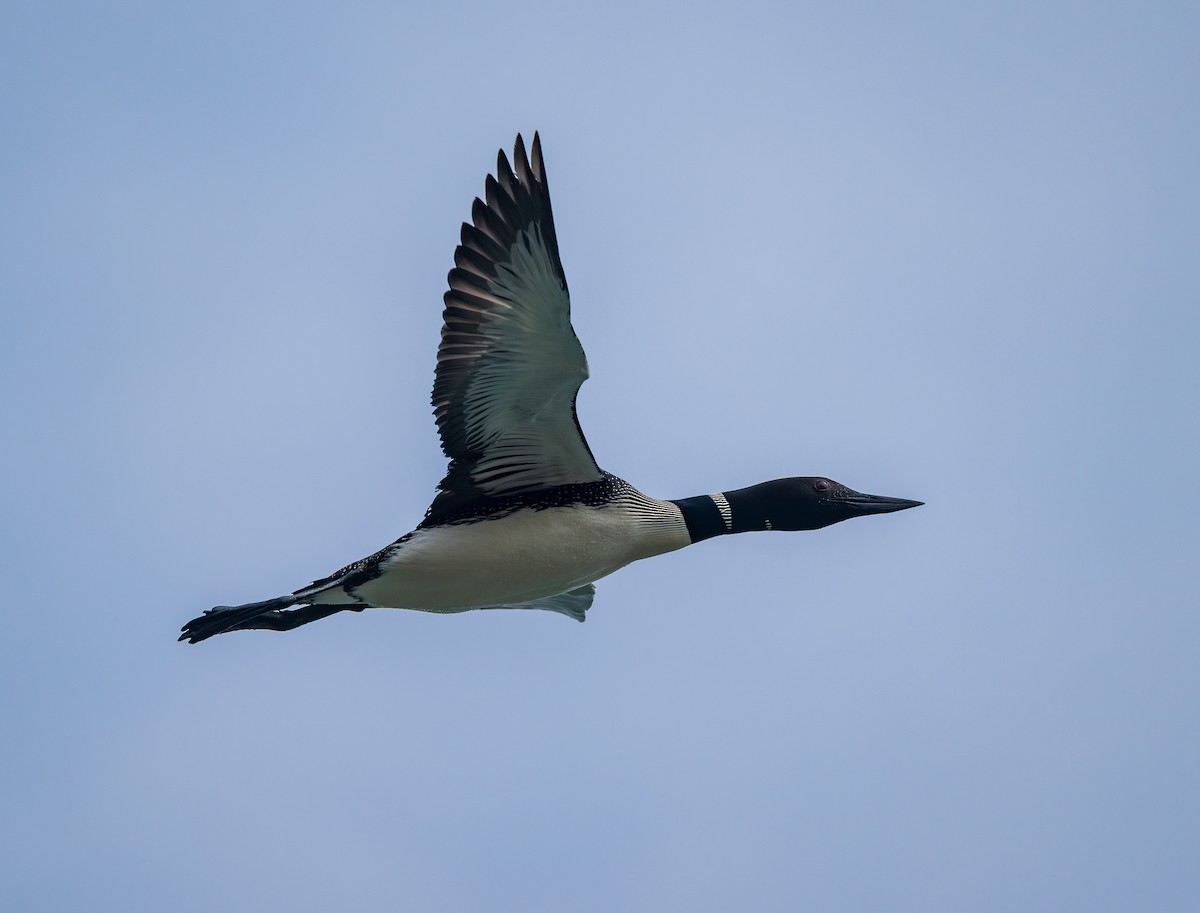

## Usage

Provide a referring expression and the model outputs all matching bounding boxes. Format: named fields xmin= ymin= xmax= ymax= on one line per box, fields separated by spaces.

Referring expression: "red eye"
xmin=814 ymin=479 xmax=830 ymax=492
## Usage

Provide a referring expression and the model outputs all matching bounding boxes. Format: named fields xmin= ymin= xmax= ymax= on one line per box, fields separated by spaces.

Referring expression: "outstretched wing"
xmin=426 ymin=133 xmax=602 ymax=522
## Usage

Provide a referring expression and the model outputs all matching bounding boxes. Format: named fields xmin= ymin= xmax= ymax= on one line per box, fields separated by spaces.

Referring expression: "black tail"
xmin=179 ymin=595 xmax=299 ymax=644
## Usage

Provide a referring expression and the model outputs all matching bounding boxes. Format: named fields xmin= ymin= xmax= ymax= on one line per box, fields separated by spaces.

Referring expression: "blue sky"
xmin=2 ymin=2 xmax=1197 ymax=910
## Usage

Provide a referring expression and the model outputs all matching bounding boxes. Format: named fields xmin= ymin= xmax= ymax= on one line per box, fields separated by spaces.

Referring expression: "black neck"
xmin=670 ymin=486 xmax=773 ymax=543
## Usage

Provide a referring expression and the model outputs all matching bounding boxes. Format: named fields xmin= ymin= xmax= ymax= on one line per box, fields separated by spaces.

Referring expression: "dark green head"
xmin=723 ymin=477 xmax=923 ymax=532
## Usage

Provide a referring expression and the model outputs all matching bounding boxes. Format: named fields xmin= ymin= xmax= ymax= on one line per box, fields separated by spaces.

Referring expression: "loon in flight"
xmin=180 ymin=133 xmax=921 ymax=644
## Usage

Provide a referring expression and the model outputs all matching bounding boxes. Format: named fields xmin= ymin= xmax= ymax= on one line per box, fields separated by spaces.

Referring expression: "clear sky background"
xmin=2 ymin=2 xmax=1197 ymax=911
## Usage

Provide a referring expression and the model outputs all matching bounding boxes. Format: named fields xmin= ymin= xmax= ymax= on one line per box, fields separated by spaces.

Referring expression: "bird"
xmin=180 ymin=133 xmax=922 ymax=644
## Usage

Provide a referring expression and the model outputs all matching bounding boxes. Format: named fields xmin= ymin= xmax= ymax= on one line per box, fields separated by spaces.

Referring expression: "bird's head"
xmin=725 ymin=477 xmax=924 ymax=531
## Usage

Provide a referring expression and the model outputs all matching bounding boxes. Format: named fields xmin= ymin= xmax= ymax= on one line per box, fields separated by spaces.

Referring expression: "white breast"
xmin=351 ymin=495 xmax=689 ymax=610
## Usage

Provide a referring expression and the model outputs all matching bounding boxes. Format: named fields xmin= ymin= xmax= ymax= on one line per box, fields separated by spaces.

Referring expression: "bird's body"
xmin=305 ymin=477 xmax=688 ymax=614
xmin=181 ymin=134 xmax=920 ymax=644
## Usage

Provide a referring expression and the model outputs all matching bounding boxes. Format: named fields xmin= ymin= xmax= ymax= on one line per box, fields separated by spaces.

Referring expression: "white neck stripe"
xmin=709 ymin=493 xmax=733 ymax=531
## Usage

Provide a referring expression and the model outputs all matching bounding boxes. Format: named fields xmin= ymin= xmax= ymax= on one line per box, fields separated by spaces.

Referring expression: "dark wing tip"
xmin=530 ymin=132 xmax=546 ymax=183
xmin=512 ymin=133 xmax=533 ymax=187
xmin=496 ymin=147 xmax=514 ymax=190
xmin=512 ymin=131 xmax=548 ymax=188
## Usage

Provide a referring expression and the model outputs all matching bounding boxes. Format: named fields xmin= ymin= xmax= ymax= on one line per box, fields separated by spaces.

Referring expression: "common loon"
xmin=180 ymin=134 xmax=921 ymax=644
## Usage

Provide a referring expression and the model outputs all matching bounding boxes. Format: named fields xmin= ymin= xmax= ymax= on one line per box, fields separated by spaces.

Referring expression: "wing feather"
xmin=426 ymin=133 xmax=602 ymax=523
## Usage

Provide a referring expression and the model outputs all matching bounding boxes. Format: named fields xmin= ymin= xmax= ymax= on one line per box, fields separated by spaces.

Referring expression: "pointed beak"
xmin=841 ymin=491 xmax=924 ymax=515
